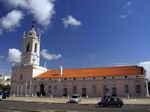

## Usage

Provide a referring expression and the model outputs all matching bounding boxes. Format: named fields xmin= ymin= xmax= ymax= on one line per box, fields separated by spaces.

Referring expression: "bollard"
xmin=86 ymin=95 xmax=88 ymax=99
xmin=127 ymin=94 xmax=130 ymax=99
xmin=68 ymin=95 xmax=70 ymax=99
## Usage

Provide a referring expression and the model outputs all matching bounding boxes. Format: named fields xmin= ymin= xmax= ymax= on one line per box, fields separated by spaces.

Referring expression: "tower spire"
xmin=21 ymin=19 xmax=40 ymax=66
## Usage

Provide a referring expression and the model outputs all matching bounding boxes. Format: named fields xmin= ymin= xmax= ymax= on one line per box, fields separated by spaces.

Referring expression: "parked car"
xmin=0 ymin=91 xmax=10 ymax=99
xmin=3 ymin=91 xmax=10 ymax=98
xmin=68 ymin=94 xmax=81 ymax=103
xmin=97 ymin=96 xmax=123 ymax=107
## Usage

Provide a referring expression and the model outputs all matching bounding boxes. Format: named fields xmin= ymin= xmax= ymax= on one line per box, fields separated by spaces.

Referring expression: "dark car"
xmin=0 ymin=91 xmax=10 ymax=99
xmin=3 ymin=91 xmax=10 ymax=98
xmin=98 ymin=97 xmax=123 ymax=107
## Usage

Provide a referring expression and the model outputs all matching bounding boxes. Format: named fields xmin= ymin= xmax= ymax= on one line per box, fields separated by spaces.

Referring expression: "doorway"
xmin=40 ymin=84 xmax=45 ymax=96
xmin=82 ymin=88 xmax=86 ymax=97
xmin=63 ymin=88 xmax=67 ymax=96
xmin=112 ymin=87 xmax=117 ymax=96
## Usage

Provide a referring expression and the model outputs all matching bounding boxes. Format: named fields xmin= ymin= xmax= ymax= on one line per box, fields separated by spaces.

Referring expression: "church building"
xmin=10 ymin=23 xmax=149 ymax=97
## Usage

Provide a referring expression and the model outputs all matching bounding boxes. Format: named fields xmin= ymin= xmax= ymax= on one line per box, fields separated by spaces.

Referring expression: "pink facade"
xmin=31 ymin=75 xmax=149 ymax=97
xmin=10 ymin=64 xmax=149 ymax=97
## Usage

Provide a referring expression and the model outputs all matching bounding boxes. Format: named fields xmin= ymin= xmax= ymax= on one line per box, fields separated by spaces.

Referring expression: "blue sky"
xmin=0 ymin=0 xmax=150 ymax=78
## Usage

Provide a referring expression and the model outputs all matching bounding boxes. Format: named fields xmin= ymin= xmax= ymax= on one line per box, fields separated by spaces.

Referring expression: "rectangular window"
xmin=136 ymin=84 xmax=141 ymax=94
xmin=124 ymin=84 xmax=129 ymax=94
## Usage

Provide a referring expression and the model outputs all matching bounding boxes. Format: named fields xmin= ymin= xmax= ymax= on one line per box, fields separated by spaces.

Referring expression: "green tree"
xmin=0 ymin=84 xmax=10 ymax=91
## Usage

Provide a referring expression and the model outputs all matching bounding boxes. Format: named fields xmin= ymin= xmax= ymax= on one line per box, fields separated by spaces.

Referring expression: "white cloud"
xmin=0 ymin=55 xmax=4 ymax=59
xmin=41 ymin=49 xmax=62 ymax=61
xmin=4 ymin=0 xmax=27 ymax=7
xmin=120 ymin=1 xmax=133 ymax=19
xmin=123 ymin=1 xmax=131 ymax=8
xmin=120 ymin=14 xmax=128 ymax=19
xmin=27 ymin=0 xmax=55 ymax=26
xmin=127 ymin=10 xmax=133 ymax=15
xmin=8 ymin=48 xmax=21 ymax=63
xmin=139 ymin=61 xmax=150 ymax=80
xmin=0 ymin=10 xmax=23 ymax=30
xmin=62 ymin=15 xmax=82 ymax=28
xmin=2 ymin=0 xmax=55 ymax=27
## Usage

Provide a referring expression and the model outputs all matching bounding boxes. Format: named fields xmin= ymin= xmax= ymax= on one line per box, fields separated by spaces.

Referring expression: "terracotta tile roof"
xmin=35 ymin=65 xmax=144 ymax=79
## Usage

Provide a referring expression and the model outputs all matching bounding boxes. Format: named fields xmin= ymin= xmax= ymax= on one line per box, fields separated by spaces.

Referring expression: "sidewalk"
xmin=5 ymin=96 xmax=150 ymax=105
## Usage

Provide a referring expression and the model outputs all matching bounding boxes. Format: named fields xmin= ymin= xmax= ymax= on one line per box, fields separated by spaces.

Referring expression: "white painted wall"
xmin=32 ymin=65 xmax=47 ymax=78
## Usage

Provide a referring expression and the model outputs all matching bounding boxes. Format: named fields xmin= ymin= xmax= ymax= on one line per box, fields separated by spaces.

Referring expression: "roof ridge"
xmin=47 ymin=65 xmax=139 ymax=71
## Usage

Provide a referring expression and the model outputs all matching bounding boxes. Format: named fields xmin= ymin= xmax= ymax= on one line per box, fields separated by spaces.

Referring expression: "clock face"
xmin=32 ymin=56 xmax=36 ymax=61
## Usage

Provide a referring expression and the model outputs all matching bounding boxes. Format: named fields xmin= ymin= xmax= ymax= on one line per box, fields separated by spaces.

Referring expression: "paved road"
xmin=0 ymin=100 xmax=150 ymax=112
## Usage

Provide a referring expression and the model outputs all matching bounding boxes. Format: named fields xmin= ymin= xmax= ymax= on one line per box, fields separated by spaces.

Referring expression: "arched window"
xmin=34 ymin=43 xmax=37 ymax=53
xmin=20 ymin=74 xmax=23 ymax=80
xmin=92 ymin=85 xmax=97 ymax=96
xmin=112 ymin=87 xmax=117 ymax=96
xmin=40 ymin=84 xmax=45 ymax=96
xmin=73 ymin=86 xmax=77 ymax=94
xmin=103 ymin=85 xmax=109 ymax=96
xmin=26 ymin=42 xmax=30 ymax=52
xmin=33 ymin=85 xmax=36 ymax=93
xmin=136 ymin=84 xmax=141 ymax=94
xmin=48 ymin=86 xmax=51 ymax=94
xmin=124 ymin=84 xmax=129 ymax=94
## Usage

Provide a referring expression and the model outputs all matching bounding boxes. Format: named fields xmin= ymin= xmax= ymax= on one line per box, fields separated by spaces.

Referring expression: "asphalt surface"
xmin=0 ymin=100 xmax=149 ymax=112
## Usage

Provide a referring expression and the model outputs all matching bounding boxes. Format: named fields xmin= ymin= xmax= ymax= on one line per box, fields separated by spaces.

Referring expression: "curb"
xmin=4 ymin=99 xmax=150 ymax=106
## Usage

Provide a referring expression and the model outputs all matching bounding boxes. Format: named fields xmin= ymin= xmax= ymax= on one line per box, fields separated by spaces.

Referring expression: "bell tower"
xmin=21 ymin=21 xmax=40 ymax=66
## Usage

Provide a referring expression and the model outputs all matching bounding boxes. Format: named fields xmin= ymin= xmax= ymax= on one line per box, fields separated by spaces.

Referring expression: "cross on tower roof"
xmin=32 ymin=20 xmax=36 ymax=29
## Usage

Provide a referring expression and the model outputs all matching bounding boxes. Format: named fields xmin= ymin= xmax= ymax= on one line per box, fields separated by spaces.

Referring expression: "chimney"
xmin=44 ymin=61 xmax=47 ymax=68
xmin=60 ymin=66 xmax=63 ymax=75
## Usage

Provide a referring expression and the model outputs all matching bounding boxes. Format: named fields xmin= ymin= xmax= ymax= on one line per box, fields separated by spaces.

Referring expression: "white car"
xmin=68 ymin=94 xmax=81 ymax=103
